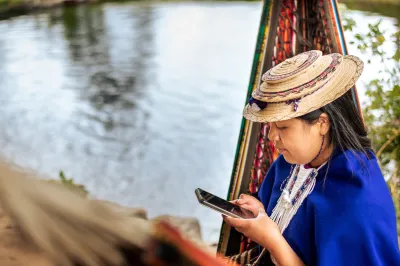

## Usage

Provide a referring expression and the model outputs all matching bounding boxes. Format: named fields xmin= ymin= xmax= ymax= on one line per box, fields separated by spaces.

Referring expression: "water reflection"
xmin=59 ymin=5 xmax=155 ymax=160
xmin=0 ymin=2 xmax=397 ymax=244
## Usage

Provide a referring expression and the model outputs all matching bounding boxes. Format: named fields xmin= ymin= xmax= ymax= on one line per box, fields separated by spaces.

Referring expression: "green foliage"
xmin=0 ymin=0 xmax=25 ymax=6
xmin=343 ymin=17 xmax=356 ymax=32
xmin=344 ymin=18 xmax=400 ymax=233
xmin=58 ymin=170 xmax=89 ymax=197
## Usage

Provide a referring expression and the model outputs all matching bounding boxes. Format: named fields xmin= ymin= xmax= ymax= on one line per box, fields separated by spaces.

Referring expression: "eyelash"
xmin=276 ymin=126 xmax=287 ymax=130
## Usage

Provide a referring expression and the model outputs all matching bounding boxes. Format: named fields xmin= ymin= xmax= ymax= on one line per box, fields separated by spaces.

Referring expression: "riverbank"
xmin=0 ymin=160 xmax=215 ymax=266
xmin=0 ymin=1 xmax=58 ymax=20
xmin=340 ymin=0 xmax=400 ymax=19
xmin=1 ymin=0 xmax=399 ymax=21
xmin=0 ymin=199 xmax=214 ymax=266
xmin=340 ymin=0 xmax=400 ymax=4
xmin=0 ymin=0 xmax=92 ymax=20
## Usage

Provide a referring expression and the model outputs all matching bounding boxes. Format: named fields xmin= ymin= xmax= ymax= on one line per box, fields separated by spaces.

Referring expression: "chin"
xmin=282 ymin=155 xmax=296 ymax=164
xmin=282 ymin=154 xmax=306 ymax=165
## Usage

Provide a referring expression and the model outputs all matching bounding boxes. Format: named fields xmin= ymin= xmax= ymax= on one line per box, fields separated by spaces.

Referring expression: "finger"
xmin=222 ymin=214 xmax=235 ymax=224
xmin=223 ymin=215 xmax=246 ymax=229
xmin=239 ymin=194 xmax=254 ymax=200
xmin=232 ymin=198 xmax=247 ymax=206
xmin=222 ymin=215 xmax=230 ymax=226
xmin=236 ymin=195 xmax=256 ymax=205
xmin=237 ymin=203 xmax=253 ymax=210
xmin=232 ymin=194 xmax=258 ymax=206
xmin=229 ymin=199 xmax=240 ymax=205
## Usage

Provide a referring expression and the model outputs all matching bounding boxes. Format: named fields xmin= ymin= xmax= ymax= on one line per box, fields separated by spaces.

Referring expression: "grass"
xmin=45 ymin=171 xmax=89 ymax=198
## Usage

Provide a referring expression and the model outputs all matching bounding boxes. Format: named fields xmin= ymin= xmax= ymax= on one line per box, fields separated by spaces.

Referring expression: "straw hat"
xmin=243 ymin=50 xmax=364 ymax=122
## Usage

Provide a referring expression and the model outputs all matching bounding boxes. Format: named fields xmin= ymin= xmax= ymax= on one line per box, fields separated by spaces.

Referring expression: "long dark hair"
xmin=298 ymin=91 xmax=372 ymax=168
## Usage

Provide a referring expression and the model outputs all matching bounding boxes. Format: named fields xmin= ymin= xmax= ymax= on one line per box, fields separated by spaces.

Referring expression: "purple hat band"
xmin=248 ymin=78 xmax=330 ymax=113
xmin=248 ymin=97 xmax=300 ymax=112
xmin=248 ymin=97 xmax=268 ymax=110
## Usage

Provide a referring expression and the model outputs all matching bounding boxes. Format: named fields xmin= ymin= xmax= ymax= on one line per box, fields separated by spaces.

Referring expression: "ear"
xmin=318 ymin=113 xmax=330 ymax=136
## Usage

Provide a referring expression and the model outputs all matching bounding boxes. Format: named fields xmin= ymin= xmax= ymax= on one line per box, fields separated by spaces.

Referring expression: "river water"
xmin=0 ymin=1 xmax=397 ymax=244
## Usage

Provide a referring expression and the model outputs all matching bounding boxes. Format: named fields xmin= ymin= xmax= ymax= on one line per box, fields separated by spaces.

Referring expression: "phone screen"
xmin=195 ymin=188 xmax=255 ymax=219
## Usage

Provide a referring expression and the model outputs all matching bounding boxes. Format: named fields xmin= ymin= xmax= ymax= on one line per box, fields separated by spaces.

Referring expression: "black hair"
xmin=298 ymin=91 xmax=372 ymax=172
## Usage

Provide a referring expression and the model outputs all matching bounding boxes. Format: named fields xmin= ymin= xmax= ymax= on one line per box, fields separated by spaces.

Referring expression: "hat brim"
xmin=243 ymin=55 xmax=363 ymax=123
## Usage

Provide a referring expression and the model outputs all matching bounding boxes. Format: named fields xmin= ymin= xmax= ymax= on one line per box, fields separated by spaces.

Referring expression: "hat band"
xmin=248 ymin=97 xmax=300 ymax=112
xmin=254 ymin=53 xmax=341 ymax=100
xmin=262 ymin=50 xmax=320 ymax=81
xmin=249 ymin=79 xmax=330 ymax=113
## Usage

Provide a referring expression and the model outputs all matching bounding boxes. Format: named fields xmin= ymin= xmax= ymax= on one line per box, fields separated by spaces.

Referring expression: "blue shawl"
xmin=258 ymin=149 xmax=400 ymax=265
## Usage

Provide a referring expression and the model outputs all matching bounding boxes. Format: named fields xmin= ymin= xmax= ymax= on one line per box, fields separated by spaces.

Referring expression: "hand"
xmin=222 ymin=209 xmax=281 ymax=249
xmin=231 ymin=194 xmax=264 ymax=215
xmin=226 ymin=195 xmax=304 ymax=266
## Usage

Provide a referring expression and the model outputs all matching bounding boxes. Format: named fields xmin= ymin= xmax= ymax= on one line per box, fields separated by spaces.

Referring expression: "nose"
xmin=268 ymin=123 xmax=280 ymax=142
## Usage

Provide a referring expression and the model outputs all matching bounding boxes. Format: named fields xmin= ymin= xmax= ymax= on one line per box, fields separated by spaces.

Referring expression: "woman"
xmin=223 ymin=50 xmax=400 ymax=265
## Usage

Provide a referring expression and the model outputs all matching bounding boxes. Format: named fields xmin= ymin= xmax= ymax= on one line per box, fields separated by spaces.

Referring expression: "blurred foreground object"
xmin=0 ymin=162 xmax=233 ymax=266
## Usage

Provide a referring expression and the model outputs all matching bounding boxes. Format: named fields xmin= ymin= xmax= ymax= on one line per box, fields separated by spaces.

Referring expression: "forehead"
xmin=274 ymin=119 xmax=310 ymax=129
xmin=275 ymin=118 xmax=296 ymax=124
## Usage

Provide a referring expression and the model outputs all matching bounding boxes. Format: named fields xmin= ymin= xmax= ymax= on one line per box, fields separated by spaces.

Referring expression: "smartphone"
xmin=195 ymin=188 xmax=255 ymax=219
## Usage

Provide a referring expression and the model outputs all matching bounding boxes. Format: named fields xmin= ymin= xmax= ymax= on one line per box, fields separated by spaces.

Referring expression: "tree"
xmin=344 ymin=18 xmax=400 ymax=234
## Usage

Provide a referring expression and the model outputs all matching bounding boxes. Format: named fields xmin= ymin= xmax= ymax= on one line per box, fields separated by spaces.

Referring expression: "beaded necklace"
xmin=270 ymin=163 xmax=324 ymax=233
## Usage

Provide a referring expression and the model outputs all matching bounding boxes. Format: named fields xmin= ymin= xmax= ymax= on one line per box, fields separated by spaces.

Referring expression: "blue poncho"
xmin=258 ymin=149 xmax=400 ymax=265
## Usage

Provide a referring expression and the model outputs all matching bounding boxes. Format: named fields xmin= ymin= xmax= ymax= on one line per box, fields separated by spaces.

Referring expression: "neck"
xmin=308 ymin=142 xmax=334 ymax=168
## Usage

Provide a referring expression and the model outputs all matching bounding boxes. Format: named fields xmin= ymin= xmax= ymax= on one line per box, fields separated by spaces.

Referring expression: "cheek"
xmin=284 ymin=146 xmax=310 ymax=164
xmin=281 ymin=132 xmax=317 ymax=164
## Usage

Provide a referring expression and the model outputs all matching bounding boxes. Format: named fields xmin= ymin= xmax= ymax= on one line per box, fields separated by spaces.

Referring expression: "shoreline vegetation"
xmin=0 ymin=0 xmax=399 ymax=21
xmin=0 ymin=0 xmax=87 ymax=20
xmin=341 ymin=0 xmax=400 ymax=19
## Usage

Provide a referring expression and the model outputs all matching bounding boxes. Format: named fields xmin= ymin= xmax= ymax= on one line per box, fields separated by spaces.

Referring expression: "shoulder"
xmin=316 ymin=149 xmax=386 ymax=190
xmin=310 ymin=149 xmax=396 ymax=233
xmin=303 ymin=150 xmax=399 ymax=264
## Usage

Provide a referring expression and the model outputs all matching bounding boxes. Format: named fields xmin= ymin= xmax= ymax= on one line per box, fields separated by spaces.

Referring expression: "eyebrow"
xmin=275 ymin=122 xmax=289 ymax=127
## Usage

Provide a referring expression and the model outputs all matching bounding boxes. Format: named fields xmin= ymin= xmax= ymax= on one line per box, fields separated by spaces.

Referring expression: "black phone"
xmin=195 ymin=188 xmax=255 ymax=219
